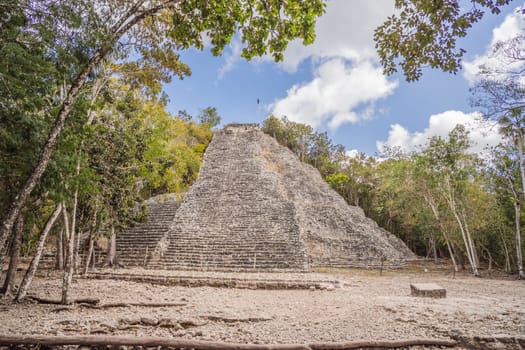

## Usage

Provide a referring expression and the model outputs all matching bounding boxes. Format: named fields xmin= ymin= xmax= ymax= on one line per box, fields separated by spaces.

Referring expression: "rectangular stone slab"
xmin=410 ymin=283 xmax=446 ymax=298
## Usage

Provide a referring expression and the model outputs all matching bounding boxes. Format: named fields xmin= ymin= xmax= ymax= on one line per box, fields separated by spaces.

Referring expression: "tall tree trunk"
xmin=500 ymin=227 xmax=511 ymax=274
xmin=75 ymin=228 xmax=82 ymax=272
xmin=461 ymin=210 xmax=479 ymax=269
xmin=56 ymin=229 xmax=64 ymax=270
xmin=423 ymin=191 xmax=458 ymax=272
xmin=71 ymin=188 xmax=78 ymax=271
xmin=0 ymin=0 xmax=172 ymax=257
xmin=443 ymin=178 xmax=479 ymax=276
xmin=72 ymin=75 xmax=106 ymax=273
xmin=516 ymin=130 xmax=525 ymax=202
xmin=502 ymin=159 xmax=524 ymax=279
xmin=451 ymin=207 xmax=478 ymax=276
xmin=1 ymin=214 xmax=24 ymax=295
xmin=480 ymin=244 xmax=493 ymax=273
xmin=511 ymin=130 xmax=524 ymax=279
xmin=61 ymin=203 xmax=75 ymax=305
xmin=84 ymin=210 xmax=98 ymax=274
xmin=514 ymin=199 xmax=524 ymax=279
xmin=15 ymin=204 xmax=62 ymax=302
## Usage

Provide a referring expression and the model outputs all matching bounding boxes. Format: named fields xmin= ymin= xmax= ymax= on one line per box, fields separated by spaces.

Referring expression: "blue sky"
xmin=164 ymin=1 xmax=525 ymax=156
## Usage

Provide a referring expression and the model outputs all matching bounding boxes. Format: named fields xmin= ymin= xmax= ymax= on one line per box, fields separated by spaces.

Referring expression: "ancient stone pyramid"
xmin=119 ymin=124 xmax=415 ymax=271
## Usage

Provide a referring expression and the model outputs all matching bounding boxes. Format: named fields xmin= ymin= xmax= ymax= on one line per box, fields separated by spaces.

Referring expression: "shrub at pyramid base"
xmin=118 ymin=124 xmax=416 ymax=271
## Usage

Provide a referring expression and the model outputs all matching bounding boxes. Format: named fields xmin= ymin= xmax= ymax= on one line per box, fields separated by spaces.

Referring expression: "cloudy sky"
xmin=165 ymin=1 xmax=525 ymax=156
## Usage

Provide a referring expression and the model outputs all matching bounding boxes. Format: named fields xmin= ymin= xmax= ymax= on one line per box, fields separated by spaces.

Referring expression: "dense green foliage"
xmin=375 ymin=0 xmax=513 ymax=81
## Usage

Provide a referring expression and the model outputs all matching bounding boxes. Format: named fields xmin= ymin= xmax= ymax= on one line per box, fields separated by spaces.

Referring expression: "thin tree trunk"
xmin=71 ymin=189 xmax=79 ymax=272
xmin=443 ymin=178 xmax=479 ymax=276
xmin=516 ymin=131 xmax=525 ymax=202
xmin=511 ymin=203 xmax=523 ymax=279
xmin=84 ymin=210 xmax=98 ymax=274
xmin=1 ymin=214 xmax=24 ymax=295
xmin=500 ymin=226 xmax=511 ymax=273
xmin=461 ymin=210 xmax=479 ymax=269
xmin=72 ymin=75 xmax=106 ymax=273
xmin=74 ymin=228 xmax=82 ymax=272
xmin=84 ymin=236 xmax=94 ymax=275
xmin=481 ymin=244 xmax=493 ymax=272
xmin=513 ymin=131 xmax=525 ymax=279
xmin=423 ymin=191 xmax=458 ymax=272
xmin=56 ymin=228 xmax=64 ymax=270
xmin=451 ymin=207 xmax=478 ymax=275
xmin=105 ymin=226 xmax=116 ymax=267
xmin=502 ymin=158 xmax=524 ymax=279
xmin=15 ymin=204 xmax=62 ymax=302
xmin=61 ymin=203 xmax=75 ymax=305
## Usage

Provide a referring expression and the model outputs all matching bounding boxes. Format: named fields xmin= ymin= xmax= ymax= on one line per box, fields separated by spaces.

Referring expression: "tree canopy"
xmin=375 ymin=0 xmax=514 ymax=81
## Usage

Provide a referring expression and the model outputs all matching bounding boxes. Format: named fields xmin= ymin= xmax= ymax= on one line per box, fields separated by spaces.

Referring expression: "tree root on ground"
xmin=26 ymin=295 xmax=187 ymax=310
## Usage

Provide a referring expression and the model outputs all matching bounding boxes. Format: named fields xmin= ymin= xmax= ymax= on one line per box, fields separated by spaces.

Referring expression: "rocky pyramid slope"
xmin=146 ymin=124 xmax=415 ymax=271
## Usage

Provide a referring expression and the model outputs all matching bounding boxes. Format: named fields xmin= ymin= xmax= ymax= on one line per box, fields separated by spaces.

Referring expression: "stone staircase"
xmin=116 ymin=199 xmax=180 ymax=267
xmin=148 ymin=125 xmax=309 ymax=272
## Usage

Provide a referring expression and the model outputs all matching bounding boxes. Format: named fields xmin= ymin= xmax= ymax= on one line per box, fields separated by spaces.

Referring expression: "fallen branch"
xmin=81 ymin=302 xmax=187 ymax=309
xmin=27 ymin=296 xmax=185 ymax=309
xmin=0 ymin=334 xmax=460 ymax=350
xmin=27 ymin=296 xmax=100 ymax=305
xmin=50 ymin=306 xmax=73 ymax=313
xmin=119 ymin=317 xmax=206 ymax=328
xmin=203 ymin=315 xmax=273 ymax=323
xmin=310 ymin=339 xmax=459 ymax=349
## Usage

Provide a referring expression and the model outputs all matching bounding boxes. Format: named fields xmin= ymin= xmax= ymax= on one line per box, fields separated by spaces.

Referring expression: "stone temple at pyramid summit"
xmin=116 ymin=124 xmax=416 ymax=271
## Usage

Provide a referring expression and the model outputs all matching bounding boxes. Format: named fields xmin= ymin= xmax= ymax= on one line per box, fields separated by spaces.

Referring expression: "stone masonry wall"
xmin=146 ymin=124 xmax=415 ymax=271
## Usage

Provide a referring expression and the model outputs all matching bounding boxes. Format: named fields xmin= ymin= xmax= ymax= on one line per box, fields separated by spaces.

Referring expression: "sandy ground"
xmin=0 ymin=268 xmax=524 ymax=345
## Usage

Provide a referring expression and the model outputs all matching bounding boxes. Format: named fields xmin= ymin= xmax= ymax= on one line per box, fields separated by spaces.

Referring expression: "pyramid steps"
xmin=116 ymin=200 xmax=180 ymax=267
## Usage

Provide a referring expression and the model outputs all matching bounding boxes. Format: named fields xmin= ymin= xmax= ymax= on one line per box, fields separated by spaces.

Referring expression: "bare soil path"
xmin=1 ymin=267 xmax=524 ymax=346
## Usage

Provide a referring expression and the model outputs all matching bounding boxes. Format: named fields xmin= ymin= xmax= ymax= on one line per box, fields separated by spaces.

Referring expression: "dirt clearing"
xmin=1 ymin=268 xmax=524 ymax=345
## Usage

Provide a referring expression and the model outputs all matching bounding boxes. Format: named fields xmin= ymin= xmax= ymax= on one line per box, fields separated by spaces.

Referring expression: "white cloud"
xmin=346 ymin=149 xmax=361 ymax=158
xmin=278 ymin=1 xmax=395 ymax=72
xmin=376 ymin=110 xmax=502 ymax=155
xmin=463 ymin=5 xmax=525 ymax=84
xmin=217 ymin=37 xmax=242 ymax=79
xmin=269 ymin=59 xmax=398 ymax=129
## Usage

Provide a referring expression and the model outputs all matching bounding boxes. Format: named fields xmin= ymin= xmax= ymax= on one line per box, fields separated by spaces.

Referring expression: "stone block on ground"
xmin=410 ymin=283 xmax=446 ymax=298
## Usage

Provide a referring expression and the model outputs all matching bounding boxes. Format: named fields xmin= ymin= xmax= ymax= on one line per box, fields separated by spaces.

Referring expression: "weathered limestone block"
xmin=410 ymin=283 xmax=446 ymax=298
